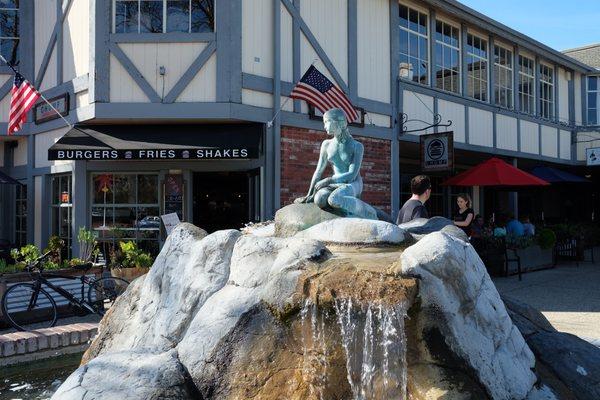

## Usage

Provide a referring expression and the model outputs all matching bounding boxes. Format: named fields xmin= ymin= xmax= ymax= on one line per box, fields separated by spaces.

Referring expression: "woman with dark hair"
xmin=453 ymin=193 xmax=474 ymax=236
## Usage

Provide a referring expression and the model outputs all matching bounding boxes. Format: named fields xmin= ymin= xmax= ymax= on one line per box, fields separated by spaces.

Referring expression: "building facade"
xmin=0 ymin=0 xmax=599 ymax=257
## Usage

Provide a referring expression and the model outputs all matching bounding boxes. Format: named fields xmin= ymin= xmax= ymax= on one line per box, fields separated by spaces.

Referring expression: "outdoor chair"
xmin=554 ymin=237 xmax=580 ymax=267
xmin=503 ymin=238 xmax=522 ymax=281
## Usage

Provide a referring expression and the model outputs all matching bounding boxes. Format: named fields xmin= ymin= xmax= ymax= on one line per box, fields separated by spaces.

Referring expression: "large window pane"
xmin=167 ymin=0 xmax=189 ymax=32
xmin=140 ymin=0 xmax=163 ymax=33
xmin=113 ymin=174 xmax=136 ymax=204
xmin=435 ymin=20 xmax=460 ymax=93
xmin=399 ymin=5 xmax=428 ymax=85
xmin=589 ymin=76 xmax=598 ymax=91
xmin=191 ymin=0 xmax=214 ymax=32
xmin=115 ymin=0 xmax=138 ymax=33
xmin=138 ymin=174 xmax=159 ymax=203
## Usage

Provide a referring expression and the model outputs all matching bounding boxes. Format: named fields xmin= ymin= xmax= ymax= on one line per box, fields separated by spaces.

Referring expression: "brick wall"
xmin=280 ymin=126 xmax=391 ymax=212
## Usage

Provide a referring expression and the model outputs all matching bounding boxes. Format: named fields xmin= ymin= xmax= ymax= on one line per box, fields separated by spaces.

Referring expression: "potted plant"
xmin=111 ymin=241 xmax=153 ymax=281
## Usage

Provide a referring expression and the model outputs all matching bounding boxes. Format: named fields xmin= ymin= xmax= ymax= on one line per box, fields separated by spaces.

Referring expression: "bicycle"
xmin=1 ymin=252 xmax=129 ymax=331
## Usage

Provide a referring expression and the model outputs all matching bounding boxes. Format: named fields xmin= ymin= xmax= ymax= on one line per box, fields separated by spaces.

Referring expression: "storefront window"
xmin=51 ymin=174 xmax=73 ymax=259
xmin=91 ymin=173 xmax=160 ymax=258
xmin=15 ymin=183 xmax=26 ymax=248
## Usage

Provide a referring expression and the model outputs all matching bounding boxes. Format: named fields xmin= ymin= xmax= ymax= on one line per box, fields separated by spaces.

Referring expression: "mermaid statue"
xmin=294 ymin=108 xmax=378 ymax=220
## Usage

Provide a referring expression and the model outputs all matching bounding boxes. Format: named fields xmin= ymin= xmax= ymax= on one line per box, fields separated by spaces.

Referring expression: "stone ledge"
xmin=0 ymin=323 xmax=98 ymax=362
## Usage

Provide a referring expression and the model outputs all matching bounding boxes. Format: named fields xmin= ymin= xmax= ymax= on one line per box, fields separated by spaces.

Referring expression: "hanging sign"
xmin=420 ymin=131 xmax=454 ymax=172
xmin=34 ymin=93 xmax=69 ymax=124
xmin=586 ymin=147 xmax=600 ymax=166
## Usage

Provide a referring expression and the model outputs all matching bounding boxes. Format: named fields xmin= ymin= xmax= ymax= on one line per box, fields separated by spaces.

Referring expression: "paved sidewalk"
xmin=493 ymin=262 xmax=600 ymax=343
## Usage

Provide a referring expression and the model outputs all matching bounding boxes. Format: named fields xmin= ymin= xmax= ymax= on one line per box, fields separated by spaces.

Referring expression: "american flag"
xmin=8 ymin=72 xmax=40 ymax=135
xmin=290 ymin=65 xmax=359 ymax=122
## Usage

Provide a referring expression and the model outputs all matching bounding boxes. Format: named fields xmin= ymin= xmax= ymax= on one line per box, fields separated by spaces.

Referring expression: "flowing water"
xmin=301 ymin=298 xmax=408 ymax=400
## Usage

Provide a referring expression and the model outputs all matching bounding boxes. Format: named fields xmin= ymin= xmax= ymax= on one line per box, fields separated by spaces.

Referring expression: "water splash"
xmin=300 ymin=298 xmax=408 ymax=400
xmin=334 ymin=298 xmax=408 ymax=400
xmin=301 ymin=299 xmax=328 ymax=400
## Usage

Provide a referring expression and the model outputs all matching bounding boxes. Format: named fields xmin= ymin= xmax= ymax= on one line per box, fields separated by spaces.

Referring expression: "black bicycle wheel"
xmin=1 ymin=283 xmax=58 ymax=331
xmin=87 ymin=277 xmax=129 ymax=315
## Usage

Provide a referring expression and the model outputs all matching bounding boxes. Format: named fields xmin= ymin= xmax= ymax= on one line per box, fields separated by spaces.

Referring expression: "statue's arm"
xmin=294 ymin=141 xmax=328 ymax=203
xmin=331 ymin=142 xmax=363 ymax=184
xmin=307 ymin=141 xmax=329 ymax=195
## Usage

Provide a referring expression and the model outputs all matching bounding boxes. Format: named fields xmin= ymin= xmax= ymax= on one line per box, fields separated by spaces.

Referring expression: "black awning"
xmin=48 ymin=124 xmax=263 ymax=161
xmin=0 ymin=171 xmax=22 ymax=185
xmin=530 ymin=166 xmax=590 ymax=184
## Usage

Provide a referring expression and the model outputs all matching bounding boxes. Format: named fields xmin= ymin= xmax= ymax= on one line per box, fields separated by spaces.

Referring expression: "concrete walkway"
xmin=493 ymin=262 xmax=600 ymax=345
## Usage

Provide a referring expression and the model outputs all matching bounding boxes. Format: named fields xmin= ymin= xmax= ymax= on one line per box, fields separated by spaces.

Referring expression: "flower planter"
xmin=509 ymin=245 xmax=554 ymax=274
xmin=111 ymin=267 xmax=149 ymax=282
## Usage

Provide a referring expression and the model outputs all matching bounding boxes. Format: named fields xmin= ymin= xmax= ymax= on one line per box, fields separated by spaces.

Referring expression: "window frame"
xmin=90 ymin=172 xmax=161 ymax=258
xmin=518 ymin=54 xmax=535 ymax=115
xmin=539 ymin=62 xmax=555 ymax=120
xmin=15 ymin=182 xmax=27 ymax=248
xmin=50 ymin=174 xmax=73 ymax=259
xmin=493 ymin=44 xmax=513 ymax=109
xmin=398 ymin=3 xmax=430 ymax=86
xmin=112 ymin=0 xmax=215 ymax=34
xmin=434 ymin=18 xmax=461 ymax=94
xmin=466 ymin=32 xmax=488 ymax=102
xmin=587 ymin=76 xmax=599 ymax=125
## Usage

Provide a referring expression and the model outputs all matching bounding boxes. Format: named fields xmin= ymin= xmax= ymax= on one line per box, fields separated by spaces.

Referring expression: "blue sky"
xmin=459 ymin=0 xmax=600 ymax=51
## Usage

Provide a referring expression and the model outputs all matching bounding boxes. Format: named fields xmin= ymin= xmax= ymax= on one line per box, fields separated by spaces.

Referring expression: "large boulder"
xmin=274 ymin=203 xmax=341 ymax=237
xmin=503 ymin=295 xmax=600 ymax=400
xmin=56 ymin=222 xmax=573 ymax=400
xmin=53 ymin=350 xmax=198 ymax=400
xmin=400 ymin=231 xmax=537 ymax=400
xmin=399 ymin=216 xmax=456 ymax=240
xmin=295 ymin=218 xmax=406 ymax=245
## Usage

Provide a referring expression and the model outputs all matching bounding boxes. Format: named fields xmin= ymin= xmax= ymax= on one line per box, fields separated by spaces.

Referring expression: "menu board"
xmin=164 ymin=174 xmax=184 ymax=220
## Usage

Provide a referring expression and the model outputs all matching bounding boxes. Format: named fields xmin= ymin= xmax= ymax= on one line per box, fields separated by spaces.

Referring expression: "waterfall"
xmin=300 ymin=298 xmax=408 ymax=400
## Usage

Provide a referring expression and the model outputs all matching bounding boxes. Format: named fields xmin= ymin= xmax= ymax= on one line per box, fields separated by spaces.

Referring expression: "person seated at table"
xmin=506 ymin=213 xmax=525 ymax=237
xmin=493 ymin=214 xmax=507 ymax=237
xmin=470 ymin=214 xmax=486 ymax=238
xmin=521 ymin=215 xmax=535 ymax=236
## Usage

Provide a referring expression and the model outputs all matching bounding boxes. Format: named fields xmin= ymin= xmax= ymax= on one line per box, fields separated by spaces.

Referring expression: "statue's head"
xmin=323 ymin=108 xmax=351 ymax=142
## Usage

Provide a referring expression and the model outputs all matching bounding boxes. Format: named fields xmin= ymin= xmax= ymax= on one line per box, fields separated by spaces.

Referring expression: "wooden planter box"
xmin=111 ymin=267 xmax=149 ymax=282
xmin=509 ymin=245 xmax=554 ymax=274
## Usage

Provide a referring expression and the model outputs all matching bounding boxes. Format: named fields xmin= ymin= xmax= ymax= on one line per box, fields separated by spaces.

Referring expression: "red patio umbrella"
xmin=442 ymin=157 xmax=550 ymax=187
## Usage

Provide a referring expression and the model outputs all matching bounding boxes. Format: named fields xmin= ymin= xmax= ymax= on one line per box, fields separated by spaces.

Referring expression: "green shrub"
xmin=118 ymin=241 xmax=154 ymax=269
xmin=11 ymin=244 xmax=42 ymax=267
xmin=537 ymin=228 xmax=557 ymax=250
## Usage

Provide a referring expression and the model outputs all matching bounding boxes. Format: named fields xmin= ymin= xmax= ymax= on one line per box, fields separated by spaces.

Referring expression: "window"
xmin=539 ymin=64 xmax=554 ymax=119
xmin=51 ymin=174 xmax=73 ymax=259
xmin=0 ymin=0 xmax=18 ymax=65
xmin=466 ymin=33 xmax=488 ymax=101
xmin=494 ymin=45 xmax=513 ymax=109
xmin=15 ymin=183 xmax=26 ymax=248
xmin=91 ymin=173 xmax=160 ymax=257
xmin=399 ymin=5 xmax=429 ymax=85
xmin=435 ymin=20 xmax=460 ymax=93
xmin=588 ymin=76 xmax=598 ymax=125
xmin=518 ymin=55 xmax=535 ymax=114
xmin=114 ymin=0 xmax=214 ymax=33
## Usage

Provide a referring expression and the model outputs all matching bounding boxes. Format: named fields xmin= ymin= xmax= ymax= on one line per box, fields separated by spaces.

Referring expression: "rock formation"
xmin=52 ymin=209 xmax=596 ymax=400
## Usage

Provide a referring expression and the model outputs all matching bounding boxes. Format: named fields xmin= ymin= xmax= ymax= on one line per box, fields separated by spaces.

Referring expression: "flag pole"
xmin=266 ymin=58 xmax=320 ymax=128
xmin=0 ymin=55 xmax=73 ymax=130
